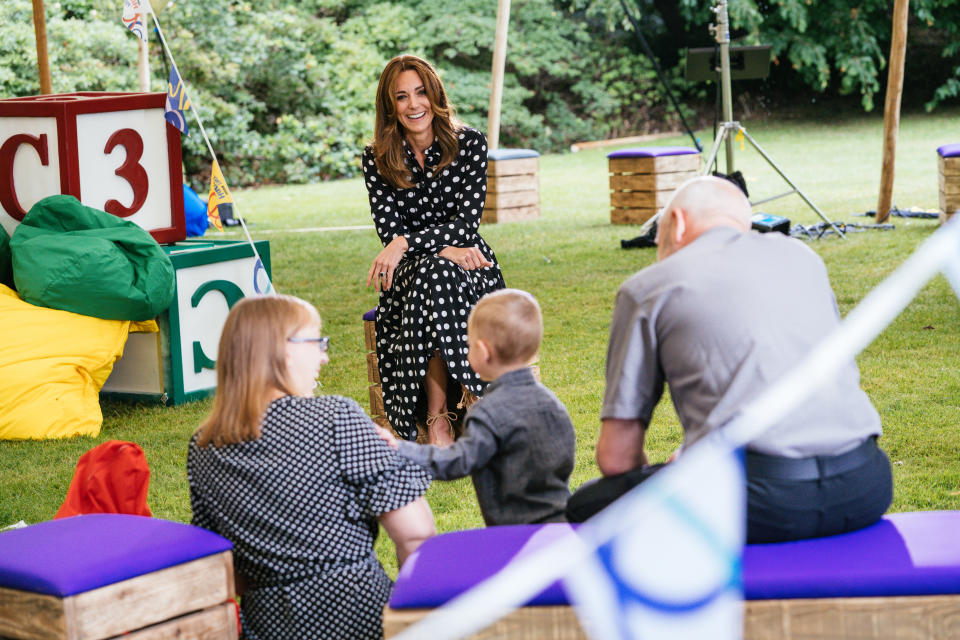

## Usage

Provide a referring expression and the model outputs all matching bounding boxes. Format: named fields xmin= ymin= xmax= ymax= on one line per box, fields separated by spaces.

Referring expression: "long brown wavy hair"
xmin=371 ymin=54 xmax=463 ymax=189
xmin=195 ymin=295 xmax=320 ymax=447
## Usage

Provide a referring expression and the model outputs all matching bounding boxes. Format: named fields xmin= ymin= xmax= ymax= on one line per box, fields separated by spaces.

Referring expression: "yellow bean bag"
xmin=0 ymin=284 xmax=152 ymax=439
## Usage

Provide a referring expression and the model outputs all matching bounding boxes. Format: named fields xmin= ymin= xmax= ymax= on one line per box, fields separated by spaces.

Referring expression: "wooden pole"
xmin=876 ymin=0 xmax=910 ymax=223
xmin=31 ymin=0 xmax=52 ymax=94
xmin=487 ymin=0 xmax=511 ymax=151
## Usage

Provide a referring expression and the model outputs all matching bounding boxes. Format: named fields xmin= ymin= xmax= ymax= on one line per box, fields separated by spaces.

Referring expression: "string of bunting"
xmin=121 ymin=0 xmax=275 ymax=295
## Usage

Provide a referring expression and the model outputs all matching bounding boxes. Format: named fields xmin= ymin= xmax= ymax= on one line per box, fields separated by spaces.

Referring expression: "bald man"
xmin=567 ymin=176 xmax=893 ymax=543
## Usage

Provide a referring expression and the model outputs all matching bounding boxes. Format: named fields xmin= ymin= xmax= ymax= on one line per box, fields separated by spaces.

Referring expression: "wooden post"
xmin=487 ymin=0 xmax=511 ymax=151
xmin=876 ymin=0 xmax=910 ymax=223
xmin=31 ymin=0 xmax=52 ymax=94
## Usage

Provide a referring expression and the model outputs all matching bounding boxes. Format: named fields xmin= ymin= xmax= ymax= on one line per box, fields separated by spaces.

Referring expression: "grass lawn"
xmin=3 ymin=107 xmax=960 ymax=576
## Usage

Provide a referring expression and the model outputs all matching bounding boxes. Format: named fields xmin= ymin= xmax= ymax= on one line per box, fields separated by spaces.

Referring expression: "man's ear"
xmin=672 ymin=207 xmax=688 ymax=245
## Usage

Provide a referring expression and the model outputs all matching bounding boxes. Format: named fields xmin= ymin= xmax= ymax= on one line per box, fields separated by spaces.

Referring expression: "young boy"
xmin=376 ymin=288 xmax=577 ymax=526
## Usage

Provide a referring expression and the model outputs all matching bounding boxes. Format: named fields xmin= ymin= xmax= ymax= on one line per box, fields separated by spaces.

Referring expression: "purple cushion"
xmin=0 ymin=514 xmax=232 ymax=597
xmin=488 ymin=148 xmax=539 ymax=161
xmin=388 ymin=512 xmax=960 ymax=609
xmin=363 ymin=307 xmax=376 ymax=321
xmin=390 ymin=524 xmax=573 ymax=608
xmin=744 ymin=511 xmax=960 ymax=599
xmin=607 ymin=146 xmax=699 ymax=159
xmin=938 ymin=144 xmax=960 ymax=158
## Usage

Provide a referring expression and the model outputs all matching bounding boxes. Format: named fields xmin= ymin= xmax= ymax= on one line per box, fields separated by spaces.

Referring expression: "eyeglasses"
xmin=287 ymin=336 xmax=330 ymax=352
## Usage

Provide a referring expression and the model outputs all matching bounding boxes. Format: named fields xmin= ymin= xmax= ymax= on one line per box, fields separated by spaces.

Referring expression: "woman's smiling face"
xmin=394 ymin=69 xmax=434 ymax=138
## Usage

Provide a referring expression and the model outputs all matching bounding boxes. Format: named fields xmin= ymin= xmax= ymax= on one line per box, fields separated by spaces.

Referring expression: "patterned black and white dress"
xmin=362 ymin=127 xmax=505 ymax=440
xmin=187 ymin=395 xmax=431 ymax=640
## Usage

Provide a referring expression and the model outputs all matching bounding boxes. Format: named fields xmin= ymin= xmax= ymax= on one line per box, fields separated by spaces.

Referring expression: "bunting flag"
xmin=121 ymin=0 xmax=148 ymax=41
xmin=563 ymin=437 xmax=746 ymax=640
xmin=165 ymin=64 xmax=191 ymax=135
xmin=207 ymin=160 xmax=231 ymax=232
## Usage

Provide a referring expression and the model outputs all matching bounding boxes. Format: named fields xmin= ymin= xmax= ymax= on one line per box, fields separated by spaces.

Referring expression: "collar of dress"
xmin=403 ymin=136 xmax=441 ymax=170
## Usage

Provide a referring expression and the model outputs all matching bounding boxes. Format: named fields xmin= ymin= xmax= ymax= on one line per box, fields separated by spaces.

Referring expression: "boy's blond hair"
xmin=468 ymin=289 xmax=542 ymax=365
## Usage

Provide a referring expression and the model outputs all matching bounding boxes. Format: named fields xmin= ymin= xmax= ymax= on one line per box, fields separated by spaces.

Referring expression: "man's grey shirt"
xmin=603 ymin=226 xmax=881 ymax=457
xmin=397 ymin=367 xmax=576 ymax=525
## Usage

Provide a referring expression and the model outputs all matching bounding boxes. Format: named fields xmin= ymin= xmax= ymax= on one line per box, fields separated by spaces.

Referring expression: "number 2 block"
xmin=0 ymin=92 xmax=185 ymax=243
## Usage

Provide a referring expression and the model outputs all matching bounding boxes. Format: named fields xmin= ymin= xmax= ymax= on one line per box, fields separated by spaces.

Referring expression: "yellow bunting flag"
xmin=207 ymin=160 xmax=232 ymax=232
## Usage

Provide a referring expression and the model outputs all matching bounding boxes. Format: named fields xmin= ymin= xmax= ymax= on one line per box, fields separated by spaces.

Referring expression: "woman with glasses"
xmin=363 ymin=54 xmax=505 ymax=446
xmin=187 ymin=294 xmax=435 ymax=640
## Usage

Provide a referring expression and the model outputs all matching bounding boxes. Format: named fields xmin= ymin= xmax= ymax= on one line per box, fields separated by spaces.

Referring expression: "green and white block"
xmin=102 ymin=238 xmax=272 ymax=405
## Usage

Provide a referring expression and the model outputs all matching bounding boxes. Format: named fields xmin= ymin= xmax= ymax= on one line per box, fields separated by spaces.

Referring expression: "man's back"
xmin=604 ymin=226 xmax=881 ymax=457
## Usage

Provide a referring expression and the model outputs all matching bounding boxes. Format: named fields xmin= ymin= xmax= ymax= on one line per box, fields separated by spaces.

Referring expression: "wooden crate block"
xmin=366 ymin=351 xmax=380 ymax=384
xmin=938 ymin=171 xmax=960 ymax=196
xmin=385 ymin=594 xmax=960 ymax=640
xmin=940 ymin=191 xmax=960 ymax=223
xmin=610 ymin=189 xmax=673 ymax=209
xmin=364 ymin=319 xmax=377 ymax=351
xmin=609 ymin=154 xmax=700 ymax=175
xmin=488 ymin=157 xmax=538 ymax=177
xmin=123 ymin=602 xmax=238 ymax=640
xmin=744 ymin=595 xmax=960 ymax=640
xmin=369 ymin=384 xmax=385 ymax=416
xmin=488 ymin=174 xmax=538 ymax=194
xmin=384 ymin=605 xmax=587 ymax=639
xmin=482 ymin=205 xmax=540 ymax=224
xmin=611 ymin=208 xmax=658 ymax=225
xmin=938 ymin=155 xmax=960 ymax=177
xmin=485 ymin=190 xmax=539 ymax=210
xmin=609 ymin=171 xmax=694 ymax=192
xmin=0 ymin=551 xmax=235 ymax=640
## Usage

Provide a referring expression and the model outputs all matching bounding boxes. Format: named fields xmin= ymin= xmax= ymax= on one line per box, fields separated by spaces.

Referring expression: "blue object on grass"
xmin=183 ymin=184 xmax=209 ymax=237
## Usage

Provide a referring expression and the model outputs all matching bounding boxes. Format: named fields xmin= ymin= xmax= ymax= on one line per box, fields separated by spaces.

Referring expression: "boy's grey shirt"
xmin=395 ymin=366 xmax=576 ymax=526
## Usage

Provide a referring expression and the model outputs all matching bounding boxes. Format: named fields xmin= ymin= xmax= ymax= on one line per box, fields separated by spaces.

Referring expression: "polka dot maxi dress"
xmin=362 ymin=127 xmax=505 ymax=440
xmin=187 ymin=395 xmax=431 ymax=640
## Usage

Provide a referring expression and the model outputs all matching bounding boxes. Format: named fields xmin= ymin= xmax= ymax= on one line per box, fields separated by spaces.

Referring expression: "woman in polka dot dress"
xmin=187 ymin=295 xmax=435 ymax=640
xmin=363 ymin=54 xmax=505 ymax=445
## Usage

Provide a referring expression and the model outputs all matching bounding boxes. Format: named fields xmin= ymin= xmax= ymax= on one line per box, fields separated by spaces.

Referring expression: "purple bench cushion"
xmin=363 ymin=307 xmax=376 ymax=321
xmin=746 ymin=511 xmax=960 ymax=599
xmin=390 ymin=524 xmax=573 ymax=608
xmin=0 ymin=514 xmax=233 ymax=597
xmin=607 ymin=146 xmax=699 ymax=159
xmin=488 ymin=148 xmax=540 ymax=161
xmin=938 ymin=144 xmax=960 ymax=158
xmin=388 ymin=511 xmax=960 ymax=609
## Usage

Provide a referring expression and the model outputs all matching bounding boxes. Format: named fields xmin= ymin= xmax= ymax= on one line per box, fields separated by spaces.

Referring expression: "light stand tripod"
xmin=638 ymin=0 xmax=845 ymax=238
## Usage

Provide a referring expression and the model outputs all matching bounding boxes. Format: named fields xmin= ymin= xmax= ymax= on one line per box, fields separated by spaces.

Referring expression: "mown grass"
xmin=3 ymin=107 xmax=960 ymax=576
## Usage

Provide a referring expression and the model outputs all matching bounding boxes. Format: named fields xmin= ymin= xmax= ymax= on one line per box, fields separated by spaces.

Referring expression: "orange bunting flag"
xmin=207 ymin=160 xmax=232 ymax=232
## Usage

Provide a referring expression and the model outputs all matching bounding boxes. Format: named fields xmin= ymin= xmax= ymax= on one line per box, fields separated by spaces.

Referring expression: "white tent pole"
xmin=137 ymin=3 xmax=150 ymax=92
xmin=487 ymin=0 xmax=511 ymax=150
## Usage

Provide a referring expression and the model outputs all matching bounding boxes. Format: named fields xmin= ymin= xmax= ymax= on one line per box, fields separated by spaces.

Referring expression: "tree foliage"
xmin=1 ymin=0 xmax=957 ymax=187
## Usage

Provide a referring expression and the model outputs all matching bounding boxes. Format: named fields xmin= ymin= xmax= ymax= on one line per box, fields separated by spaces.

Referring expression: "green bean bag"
xmin=0 ymin=225 xmax=12 ymax=290
xmin=10 ymin=195 xmax=175 ymax=321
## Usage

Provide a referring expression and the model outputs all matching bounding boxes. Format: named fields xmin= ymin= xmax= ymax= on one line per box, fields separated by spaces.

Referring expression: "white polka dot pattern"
xmin=187 ymin=395 xmax=431 ymax=640
xmin=362 ymin=127 xmax=506 ymax=440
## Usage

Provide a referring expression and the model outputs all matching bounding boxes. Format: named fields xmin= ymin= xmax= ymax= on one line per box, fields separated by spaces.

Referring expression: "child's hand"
xmin=375 ymin=425 xmax=399 ymax=450
xmin=666 ymin=446 xmax=681 ymax=463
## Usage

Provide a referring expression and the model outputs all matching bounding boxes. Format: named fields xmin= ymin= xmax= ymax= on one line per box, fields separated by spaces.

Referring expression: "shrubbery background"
xmin=3 ymin=0 xmax=958 ymax=188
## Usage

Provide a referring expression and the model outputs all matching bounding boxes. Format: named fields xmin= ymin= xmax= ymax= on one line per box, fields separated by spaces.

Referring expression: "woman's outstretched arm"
xmin=378 ymin=497 xmax=435 ymax=567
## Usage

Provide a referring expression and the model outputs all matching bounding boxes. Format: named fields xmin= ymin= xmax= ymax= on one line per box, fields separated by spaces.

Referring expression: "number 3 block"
xmin=0 ymin=92 xmax=185 ymax=243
